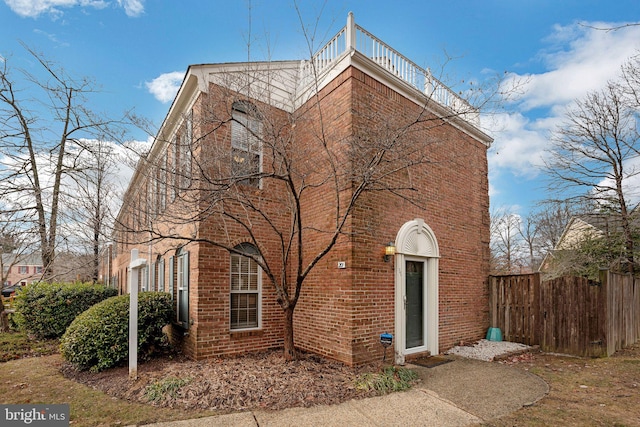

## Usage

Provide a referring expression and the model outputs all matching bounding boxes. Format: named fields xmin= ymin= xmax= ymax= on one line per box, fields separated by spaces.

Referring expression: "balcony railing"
xmin=300 ymin=13 xmax=479 ymax=126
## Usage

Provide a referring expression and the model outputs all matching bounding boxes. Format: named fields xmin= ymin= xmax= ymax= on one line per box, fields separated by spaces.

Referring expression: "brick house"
xmin=3 ymin=252 xmax=93 ymax=289
xmin=111 ymin=13 xmax=492 ymax=366
xmin=2 ymin=253 xmax=44 ymax=287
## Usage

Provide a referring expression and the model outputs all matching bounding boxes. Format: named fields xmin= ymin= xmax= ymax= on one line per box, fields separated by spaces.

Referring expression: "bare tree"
xmin=61 ymin=138 xmax=120 ymax=282
xmin=533 ymin=201 xmax=576 ymax=258
xmin=119 ymin=10 xmax=507 ymax=361
xmin=544 ymin=69 xmax=640 ymax=273
xmin=0 ymin=211 xmax=38 ymax=331
xmin=517 ymin=212 xmax=540 ymax=271
xmin=621 ymin=53 xmax=640 ymax=106
xmin=490 ymin=208 xmax=524 ymax=273
xmin=0 ymin=46 xmax=125 ymax=279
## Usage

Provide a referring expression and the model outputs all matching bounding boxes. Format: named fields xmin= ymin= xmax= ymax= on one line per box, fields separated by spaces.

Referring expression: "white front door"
xmin=394 ymin=219 xmax=439 ymax=364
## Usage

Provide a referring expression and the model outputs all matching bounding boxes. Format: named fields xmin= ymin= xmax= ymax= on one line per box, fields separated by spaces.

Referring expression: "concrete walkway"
xmin=136 ymin=357 xmax=549 ymax=427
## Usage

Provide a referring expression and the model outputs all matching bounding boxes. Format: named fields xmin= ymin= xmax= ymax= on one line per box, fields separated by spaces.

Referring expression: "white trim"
xmin=229 ymin=249 xmax=263 ymax=331
xmin=394 ymin=218 xmax=439 ymax=364
xmin=177 ymin=250 xmax=189 ymax=328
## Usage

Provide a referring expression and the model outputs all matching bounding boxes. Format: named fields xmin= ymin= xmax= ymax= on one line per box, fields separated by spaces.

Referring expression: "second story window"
xmin=231 ymin=101 xmax=261 ymax=187
xmin=179 ymin=111 xmax=193 ymax=190
xmin=18 ymin=266 xmax=28 ymax=274
xmin=171 ymin=134 xmax=179 ymax=201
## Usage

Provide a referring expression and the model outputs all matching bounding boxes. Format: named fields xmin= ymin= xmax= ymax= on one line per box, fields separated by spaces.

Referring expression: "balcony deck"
xmin=299 ymin=13 xmax=479 ymax=127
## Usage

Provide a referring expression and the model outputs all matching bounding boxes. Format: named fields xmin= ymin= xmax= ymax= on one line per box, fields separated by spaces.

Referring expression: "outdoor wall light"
xmin=384 ymin=242 xmax=396 ymax=262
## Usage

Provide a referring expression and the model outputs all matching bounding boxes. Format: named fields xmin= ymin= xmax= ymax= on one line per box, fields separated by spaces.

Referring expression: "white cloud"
xmin=4 ymin=0 xmax=143 ymax=18
xmin=33 ymin=28 xmax=69 ymax=46
xmin=513 ymin=22 xmax=640 ymax=111
xmin=117 ymin=0 xmax=142 ymax=17
xmin=4 ymin=0 xmax=73 ymax=18
xmin=490 ymin=21 xmax=640 ymax=184
xmin=487 ymin=112 xmax=550 ymax=178
xmin=594 ymin=155 xmax=640 ymax=207
xmin=145 ymin=71 xmax=184 ymax=103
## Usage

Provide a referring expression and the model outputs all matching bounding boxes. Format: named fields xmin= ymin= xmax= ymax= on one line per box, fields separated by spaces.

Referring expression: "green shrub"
xmin=14 ymin=282 xmax=117 ymax=339
xmin=145 ymin=376 xmax=191 ymax=402
xmin=355 ymin=366 xmax=419 ymax=394
xmin=60 ymin=292 xmax=174 ymax=372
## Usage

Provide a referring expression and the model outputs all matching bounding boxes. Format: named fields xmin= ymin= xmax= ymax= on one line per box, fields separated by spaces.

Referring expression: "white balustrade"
xmin=299 ymin=13 xmax=479 ymax=126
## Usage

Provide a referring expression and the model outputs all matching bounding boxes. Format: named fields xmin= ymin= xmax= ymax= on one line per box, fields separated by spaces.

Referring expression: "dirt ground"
xmin=60 ymin=349 xmax=380 ymax=412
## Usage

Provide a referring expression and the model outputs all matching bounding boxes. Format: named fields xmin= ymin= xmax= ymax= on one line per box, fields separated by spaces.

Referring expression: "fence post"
xmin=489 ymin=276 xmax=497 ymax=327
xmin=532 ymin=272 xmax=541 ymax=345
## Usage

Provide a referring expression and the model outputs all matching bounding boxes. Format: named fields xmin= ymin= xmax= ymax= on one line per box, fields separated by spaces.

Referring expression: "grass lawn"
xmin=481 ymin=343 xmax=640 ymax=426
xmin=0 ymin=332 xmax=214 ymax=426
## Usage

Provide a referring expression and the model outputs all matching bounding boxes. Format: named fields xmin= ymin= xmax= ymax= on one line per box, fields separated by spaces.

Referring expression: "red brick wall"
xmin=112 ymin=64 xmax=490 ymax=365
xmin=292 ymin=66 xmax=490 ymax=364
xmin=349 ymin=67 xmax=490 ymax=359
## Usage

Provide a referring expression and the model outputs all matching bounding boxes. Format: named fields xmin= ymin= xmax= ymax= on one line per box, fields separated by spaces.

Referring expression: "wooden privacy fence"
xmin=489 ymin=273 xmax=540 ymax=346
xmin=489 ymin=271 xmax=640 ymax=357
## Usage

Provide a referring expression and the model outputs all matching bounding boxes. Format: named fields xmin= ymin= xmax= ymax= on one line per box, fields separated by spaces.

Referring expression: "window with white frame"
xmin=179 ymin=111 xmax=192 ymax=189
xmin=176 ymin=248 xmax=189 ymax=328
xmin=158 ymin=151 xmax=167 ymax=212
xmin=171 ymin=134 xmax=179 ymax=201
xmin=157 ymin=257 xmax=165 ymax=292
xmin=18 ymin=266 xmax=28 ymax=274
xmin=230 ymin=243 xmax=261 ymax=330
xmin=231 ymin=101 xmax=261 ymax=187
xmin=141 ymin=265 xmax=148 ymax=292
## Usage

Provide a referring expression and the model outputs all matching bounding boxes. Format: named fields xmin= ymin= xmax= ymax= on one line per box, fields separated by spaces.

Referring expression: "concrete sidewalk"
xmin=135 ymin=357 xmax=549 ymax=427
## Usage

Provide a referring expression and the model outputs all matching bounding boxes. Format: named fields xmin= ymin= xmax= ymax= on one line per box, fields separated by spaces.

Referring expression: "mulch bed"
xmin=60 ymin=349 xmax=380 ymax=411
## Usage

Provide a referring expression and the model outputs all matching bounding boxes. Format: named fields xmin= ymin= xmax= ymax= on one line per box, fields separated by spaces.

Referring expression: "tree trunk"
xmin=41 ymin=243 xmax=55 ymax=281
xmin=283 ymin=305 xmax=296 ymax=361
xmin=0 ymin=307 xmax=9 ymax=333
xmin=617 ymin=187 xmax=634 ymax=274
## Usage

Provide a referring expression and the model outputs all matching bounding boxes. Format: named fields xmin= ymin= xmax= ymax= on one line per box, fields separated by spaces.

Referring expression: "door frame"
xmin=394 ymin=218 xmax=439 ymax=364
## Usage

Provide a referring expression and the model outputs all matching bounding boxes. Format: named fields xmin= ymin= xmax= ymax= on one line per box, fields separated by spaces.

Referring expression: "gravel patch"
xmin=445 ymin=339 xmax=531 ymax=361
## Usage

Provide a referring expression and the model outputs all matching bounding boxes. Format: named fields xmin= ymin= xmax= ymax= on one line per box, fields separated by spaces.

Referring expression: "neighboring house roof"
xmin=539 ymin=210 xmax=640 ymax=273
xmin=555 ymin=209 xmax=640 ymax=251
xmin=554 ymin=216 xmax=606 ymax=251
xmin=1 ymin=253 xmax=42 ymax=267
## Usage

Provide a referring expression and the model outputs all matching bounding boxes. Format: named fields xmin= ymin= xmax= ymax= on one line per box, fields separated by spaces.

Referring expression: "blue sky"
xmin=2 ymin=0 xmax=640 ymax=218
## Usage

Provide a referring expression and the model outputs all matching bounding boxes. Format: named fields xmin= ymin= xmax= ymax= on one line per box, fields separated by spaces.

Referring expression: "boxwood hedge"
xmin=14 ymin=282 xmax=117 ymax=339
xmin=60 ymin=292 xmax=174 ymax=372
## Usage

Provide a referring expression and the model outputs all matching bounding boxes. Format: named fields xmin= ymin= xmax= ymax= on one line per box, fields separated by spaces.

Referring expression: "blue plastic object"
xmin=380 ymin=332 xmax=393 ymax=347
xmin=486 ymin=327 xmax=503 ymax=342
